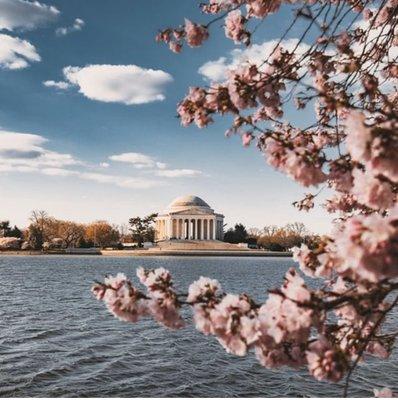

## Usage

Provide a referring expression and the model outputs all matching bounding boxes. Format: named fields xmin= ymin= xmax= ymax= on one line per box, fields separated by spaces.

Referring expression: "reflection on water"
xmin=0 ymin=255 xmax=396 ymax=397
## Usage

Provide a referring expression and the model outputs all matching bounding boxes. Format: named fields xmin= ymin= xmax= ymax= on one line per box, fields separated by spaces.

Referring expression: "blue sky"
xmin=0 ymin=0 xmax=333 ymax=233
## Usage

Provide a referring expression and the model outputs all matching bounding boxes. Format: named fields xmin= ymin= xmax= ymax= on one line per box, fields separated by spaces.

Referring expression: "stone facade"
xmin=155 ymin=195 xmax=224 ymax=241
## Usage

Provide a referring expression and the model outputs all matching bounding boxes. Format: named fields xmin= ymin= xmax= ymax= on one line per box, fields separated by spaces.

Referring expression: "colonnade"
xmin=156 ymin=217 xmax=223 ymax=241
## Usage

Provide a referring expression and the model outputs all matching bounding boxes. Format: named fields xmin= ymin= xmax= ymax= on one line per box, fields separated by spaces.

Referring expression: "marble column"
xmin=197 ymin=219 xmax=201 ymax=240
xmin=195 ymin=218 xmax=200 ymax=240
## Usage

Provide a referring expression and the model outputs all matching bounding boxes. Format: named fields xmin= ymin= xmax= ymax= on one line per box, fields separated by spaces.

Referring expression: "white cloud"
xmin=156 ymin=162 xmax=167 ymax=170
xmin=109 ymin=152 xmax=155 ymax=168
xmin=198 ymin=57 xmax=229 ymax=82
xmin=56 ymin=18 xmax=85 ymax=37
xmin=199 ymin=39 xmax=310 ymax=82
xmin=109 ymin=152 xmax=203 ymax=178
xmin=0 ymin=164 xmax=36 ymax=173
xmin=0 ymin=130 xmax=80 ymax=168
xmin=0 ymin=0 xmax=59 ymax=31
xmin=156 ymin=169 xmax=202 ymax=178
xmin=0 ymin=1 xmax=58 ymax=70
xmin=0 ymin=33 xmax=40 ymax=69
xmin=0 ymin=130 xmax=46 ymax=152
xmin=50 ymin=64 xmax=173 ymax=105
xmin=0 ymin=130 xmax=163 ymax=190
xmin=43 ymin=80 xmax=71 ymax=90
xmin=79 ymin=172 xmax=159 ymax=189
xmin=41 ymin=167 xmax=78 ymax=177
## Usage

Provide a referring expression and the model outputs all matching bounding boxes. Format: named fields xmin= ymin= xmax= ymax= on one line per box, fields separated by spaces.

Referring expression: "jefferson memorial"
xmin=155 ymin=195 xmax=224 ymax=241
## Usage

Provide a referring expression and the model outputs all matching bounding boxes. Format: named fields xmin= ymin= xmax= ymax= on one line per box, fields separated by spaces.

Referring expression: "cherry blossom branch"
xmin=94 ymin=1 xmax=398 ymax=396
xmin=93 ymin=265 xmax=398 ymax=394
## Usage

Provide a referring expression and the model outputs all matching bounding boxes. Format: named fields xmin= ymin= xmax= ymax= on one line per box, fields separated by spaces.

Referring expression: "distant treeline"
xmin=0 ymin=210 xmax=157 ymax=251
xmin=223 ymin=222 xmax=320 ymax=251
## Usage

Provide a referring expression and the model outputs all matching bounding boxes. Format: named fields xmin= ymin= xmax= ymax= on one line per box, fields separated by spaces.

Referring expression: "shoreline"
xmin=101 ymin=250 xmax=292 ymax=257
xmin=0 ymin=250 xmax=292 ymax=257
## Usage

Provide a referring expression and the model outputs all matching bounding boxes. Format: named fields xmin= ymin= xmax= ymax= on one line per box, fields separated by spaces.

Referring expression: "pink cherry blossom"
xmin=184 ymin=19 xmax=209 ymax=47
xmin=333 ymin=212 xmax=398 ymax=282
xmin=281 ymin=268 xmax=311 ymax=303
xmin=192 ymin=304 xmax=214 ymax=335
xmin=369 ymin=125 xmax=398 ymax=183
xmin=306 ymin=336 xmax=347 ymax=382
xmin=224 ymin=10 xmax=249 ymax=44
xmin=293 ymin=244 xmax=334 ymax=278
xmin=246 ymin=0 xmax=281 ymax=18
xmin=345 ymin=111 xmax=372 ymax=162
xmin=187 ymin=276 xmax=220 ymax=303
xmin=366 ymin=340 xmax=389 ymax=359
xmin=258 ymin=271 xmax=313 ymax=344
xmin=255 ymin=341 xmax=306 ymax=368
xmin=351 ymin=168 xmax=395 ymax=210
xmin=169 ymin=41 xmax=182 ymax=53
xmin=263 ymin=136 xmax=327 ymax=187
xmin=92 ymin=273 xmax=149 ymax=323
xmin=242 ymin=132 xmax=254 ymax=147
xmin=136 ymin=267 xmax=184 ymax=329
xmin=209 ymin=294 xmax=255 ymax=356
xmin=324 ymin=193 xmax=358 ymax=213
xmin=374 ymin=387 xmax=395 ymax=398
xmin=328 ymin=162 xmax=353 ymax=193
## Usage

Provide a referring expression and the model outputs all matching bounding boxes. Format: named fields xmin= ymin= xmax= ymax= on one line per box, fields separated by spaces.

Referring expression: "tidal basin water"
xmin=0 ymin=255 xmax=397 ymax=397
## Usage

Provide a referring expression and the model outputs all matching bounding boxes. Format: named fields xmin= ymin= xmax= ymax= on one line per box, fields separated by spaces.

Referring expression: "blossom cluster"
xmin=94 ymin=0 xmax=398 ymax=395
xmin=92 ymin=268 xmax=184 ymax=329
xmin=156 ymin=19 xmax=209 ymax=53
xmin=93 ymin=265 xmax=396 ymax=388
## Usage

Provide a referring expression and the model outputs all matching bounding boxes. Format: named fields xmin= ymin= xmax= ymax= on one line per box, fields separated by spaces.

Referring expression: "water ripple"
xmin=0 ymin=255 xmax=396 ymax=397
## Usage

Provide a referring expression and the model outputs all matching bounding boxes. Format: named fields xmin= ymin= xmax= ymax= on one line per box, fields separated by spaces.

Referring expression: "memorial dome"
xmin=168 ymin=195 xmax=211 ymax=211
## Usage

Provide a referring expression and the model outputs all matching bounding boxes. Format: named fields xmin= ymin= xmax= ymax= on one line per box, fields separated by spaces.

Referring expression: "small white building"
xmin=155 ymin=195 xmax=224 ymax=241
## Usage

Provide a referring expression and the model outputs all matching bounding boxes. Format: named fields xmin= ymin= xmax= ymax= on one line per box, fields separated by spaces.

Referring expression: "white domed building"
xmin=155 ymin=195 xmax=224 ymax=241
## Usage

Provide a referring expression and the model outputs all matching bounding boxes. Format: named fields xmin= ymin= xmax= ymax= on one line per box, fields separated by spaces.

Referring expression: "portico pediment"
xmin=168 ymin=209 xmax=214 ymax=216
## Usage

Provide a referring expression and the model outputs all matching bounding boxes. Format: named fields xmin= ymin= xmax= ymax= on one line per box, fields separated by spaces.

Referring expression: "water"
xmin=0 ymin=255 xmax=396 ymax=397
